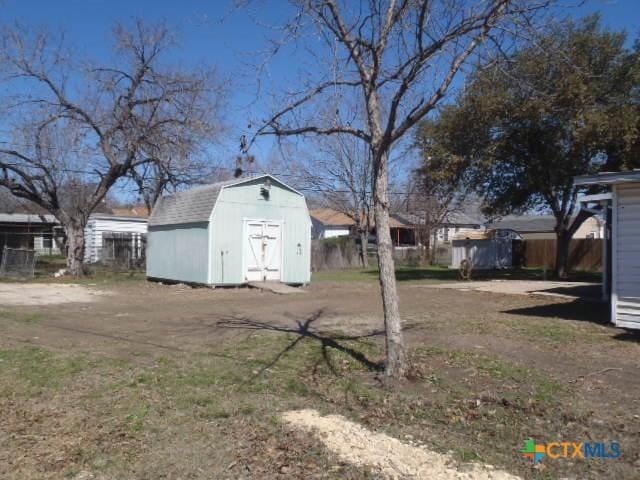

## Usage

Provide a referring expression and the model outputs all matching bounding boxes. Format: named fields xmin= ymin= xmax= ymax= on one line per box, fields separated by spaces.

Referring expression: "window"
xmin=42 ymin=236 xmax=52 ymax=249
xmin=443 ymin=228 xmax=449 ymax=242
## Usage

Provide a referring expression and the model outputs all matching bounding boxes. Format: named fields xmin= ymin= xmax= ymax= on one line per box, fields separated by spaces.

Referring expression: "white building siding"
xmin=436 ymin=226 xmax=480 ymax=243
xmin=84 ymin=217 xmax=148 ymax=263
xmin=320 ymin=227 xmax=351 ymax=239
xmin=33 ymin=234 xmax=62 ymax=255
xmin=613 ymin=184 xmax=640 ymax=328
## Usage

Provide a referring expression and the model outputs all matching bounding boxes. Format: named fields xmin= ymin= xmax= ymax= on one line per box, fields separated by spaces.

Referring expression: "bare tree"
xmin=301 ymin=134 xmax=373 ymax=266
xmin=251 ymin=0 xmax=554 ymax=377
xmin=0 ymin=21 xmax=224 ymax=275
xmin=404 ymin=124 xmax=474 ymax=263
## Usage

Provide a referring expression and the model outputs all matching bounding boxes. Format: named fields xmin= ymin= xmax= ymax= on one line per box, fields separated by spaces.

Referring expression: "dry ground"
xmin=0 ymin=275 xmax=639 ymax=479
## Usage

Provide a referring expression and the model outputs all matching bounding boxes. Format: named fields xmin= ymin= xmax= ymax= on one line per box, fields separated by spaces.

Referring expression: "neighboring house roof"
xmin=484 ymin=215 xmax=605 ymax=233
xmin=0 ymin=211 xmax=148 ymax=225
xmin=311 ymin=208 xmax=409 ymax=229
xmin=387 ymin=216 xmax=409 ymax=228
xmin=110 ymin=207 xmax=149 ymax=218
xmin=90 ymin=213 xmax=148 ymax=223
xmin=444 ymin=210 xmax=485 ymax=225
xmin=310 ymin=209 xmax=356 ymax=228
xmin=392 ymin=210 xmax=484 ymax=227
xmin=486 ymin=215 xmax=602 ymax=233
xmin=0 ymin=213 xmax=58 ymax=224
xmin=149 ymin=174 xmax=302 ymax=227
xmin=453 ymin=230 xmax=494 ymax=241
xmin=486 ymin=215 xmax=557 ymax=233
xmin=574 ymin=169 xmax=640 ymax=185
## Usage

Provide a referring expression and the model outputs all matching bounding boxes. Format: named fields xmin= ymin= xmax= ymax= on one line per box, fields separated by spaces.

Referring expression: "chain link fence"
xmin=0 ymin=246 xmax=37 ymax=279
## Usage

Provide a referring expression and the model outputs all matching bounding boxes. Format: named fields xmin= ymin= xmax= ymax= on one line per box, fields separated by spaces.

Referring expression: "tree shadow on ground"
xmin=502 ymin=299 xmax=610 ymax=325
xmin=216 ymin=309 xmax=385 ymax=375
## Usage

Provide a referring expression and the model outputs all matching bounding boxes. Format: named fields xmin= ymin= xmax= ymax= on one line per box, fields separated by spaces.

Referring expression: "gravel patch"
xmin=283 ymin=409 xmax=521 ymax=480
xmin=422 ymin=280 xmax=599 ymax=299
xmin=0 ymin=283 xmax=106 ymax=306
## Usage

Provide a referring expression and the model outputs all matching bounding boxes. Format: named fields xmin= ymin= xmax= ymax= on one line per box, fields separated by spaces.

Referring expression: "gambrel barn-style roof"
xmin=149 ymin=175 xmax=303 ymax=227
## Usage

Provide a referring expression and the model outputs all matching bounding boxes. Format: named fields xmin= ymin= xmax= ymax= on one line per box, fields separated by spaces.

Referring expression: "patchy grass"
xmin=0 ymin=347 xmax=89 ymax=391
xmin=35 ymin=254 xmax=67 ymax=276
xmin=312 ymin=265 xmax=601 ymax=284
xmin=0 ymin=333 xmax=613 ymax=479
xmin=312 ymin=265 xmax=459 ymax=284
xmin=0 ymin=282 xmax=636 ymax=479
xmin=0 ymin=309 xmax=46 ymax=324
xmin=492 ymin=316 xmax=612 ymax=345
xmin=414 ymin=346 xmax=565 ymax=406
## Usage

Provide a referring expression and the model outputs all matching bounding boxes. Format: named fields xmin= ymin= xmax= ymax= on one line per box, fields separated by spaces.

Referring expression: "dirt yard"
xmin=0 ymin=283 xmax=107 ymax=306
xmin=1 ymin=275 xmax=638 ymax=479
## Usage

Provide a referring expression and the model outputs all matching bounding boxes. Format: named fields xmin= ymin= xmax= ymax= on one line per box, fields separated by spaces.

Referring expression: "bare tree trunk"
xmin=374 ymin=150 xmax=407 ymax=377
xmin=418 ymin=227 xmax=432 ymax=265
xmin=555 ymin=209 xmax=593 ymax=279
xmin=555 ymin=230 xmax=571 ymax=280
xmin=65 ymin=220 xmax=86 ymax=277
xmin=430 ymin=231 xmax=439 ymax=266
xmin=360 ymin=229 xmax=369 ymax=267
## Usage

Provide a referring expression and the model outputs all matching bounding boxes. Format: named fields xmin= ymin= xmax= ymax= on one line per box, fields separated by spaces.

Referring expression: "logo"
xmin=520 ymin=439 xmax=546 ymax=464
xmin=520 ymin=439 xmax=621 ymax=464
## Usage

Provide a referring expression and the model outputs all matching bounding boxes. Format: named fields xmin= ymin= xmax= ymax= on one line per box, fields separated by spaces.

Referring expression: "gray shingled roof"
xmin=486 ymin=215 xmax=557 ymax=233
xmin=0 ymin=213 xmax=58 ymax=224
xmin=148 ymin=174 xmax=303 ymax=227
xmin=149 ymin=179 xmax=240 ymax=227
xmin=393 ymin=210 xmax=485 ymax=226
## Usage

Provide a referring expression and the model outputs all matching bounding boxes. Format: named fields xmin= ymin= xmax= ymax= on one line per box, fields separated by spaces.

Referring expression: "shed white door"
xmin=244 ymin=220 xmax=282 ymax=282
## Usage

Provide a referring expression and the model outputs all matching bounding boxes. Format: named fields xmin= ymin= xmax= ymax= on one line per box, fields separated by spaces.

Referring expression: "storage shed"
xmin=574 ymin=170 xmax=640 ymax=330
xmin=147 ymin=175 xmax=311 ymax=286
xmin=451 ymin=229 xmax=516 ymax=270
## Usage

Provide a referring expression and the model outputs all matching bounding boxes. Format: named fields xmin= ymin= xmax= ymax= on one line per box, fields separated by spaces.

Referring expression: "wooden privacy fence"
xmin=522 ymin=239 xmax=603 ymax=271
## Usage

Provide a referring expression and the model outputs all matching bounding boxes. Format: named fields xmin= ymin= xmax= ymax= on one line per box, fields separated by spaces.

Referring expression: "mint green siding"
xmin=147 ymin=223 xmax=209 ymax=283
xmin=209 ymin=178 xmax=311 ymax=285
xmin=146 ymin=175 xmax=311 ymax=286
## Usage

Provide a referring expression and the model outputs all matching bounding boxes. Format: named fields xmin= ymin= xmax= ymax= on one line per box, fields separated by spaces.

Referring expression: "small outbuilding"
xmin=574 ymin=170 xmax=640 ymax=330
xmin=451 ymin=229 xmax=516 ymax=270
xmin=147 ymin=174 xmax=311 ymax=286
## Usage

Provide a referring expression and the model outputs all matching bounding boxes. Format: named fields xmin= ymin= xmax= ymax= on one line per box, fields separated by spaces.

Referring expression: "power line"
xmin=0 ymin=160 xmax=418 ymax=196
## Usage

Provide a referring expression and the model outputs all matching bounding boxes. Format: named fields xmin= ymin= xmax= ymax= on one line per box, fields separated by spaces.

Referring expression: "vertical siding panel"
xmin=210 ymin=178 xmax=311 ymax=285
xmin=614 ymin=184 xmax=640 ymax=328
xmin=146 ymin=223 xmax=209 ymax=283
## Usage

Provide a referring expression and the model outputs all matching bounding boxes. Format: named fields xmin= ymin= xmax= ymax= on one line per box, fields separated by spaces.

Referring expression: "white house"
xmin=574 ymin=170 xmax=640 ymax=330
xmin=0 ymin=213 xmax=63 ymax=255
xmin=310 ymin=209 xmax=355 ymax=239
xmin=394 ymin=210 xmax=484 ymax=244
xmin=84 ymin=212 xmax=148 ymax=264
xmin=0 ymin=208 xmax=148 ymax=263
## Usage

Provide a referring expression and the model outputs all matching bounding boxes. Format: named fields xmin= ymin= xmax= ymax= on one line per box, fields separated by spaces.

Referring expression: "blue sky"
xmin=2 ymin=0 xmax=639 ymax=180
